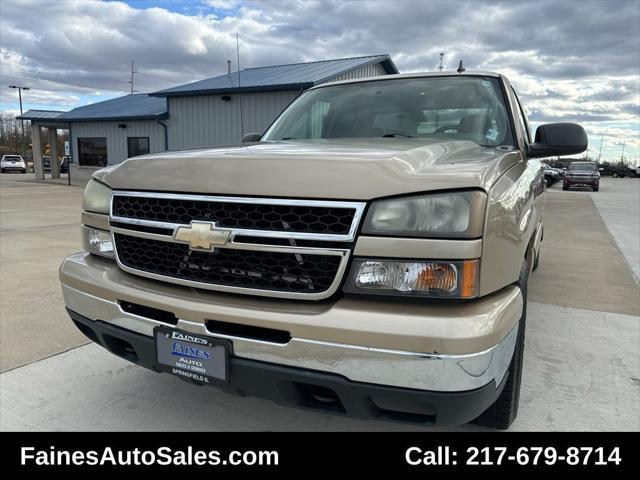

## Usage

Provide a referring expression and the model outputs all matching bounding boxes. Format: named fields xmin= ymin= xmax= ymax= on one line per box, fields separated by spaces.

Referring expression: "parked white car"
xmin=1 ymin=154 xmax=27 ymax=173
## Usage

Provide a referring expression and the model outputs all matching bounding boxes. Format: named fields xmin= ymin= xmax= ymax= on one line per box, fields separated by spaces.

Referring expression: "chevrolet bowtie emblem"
xmin=174 ymin=221 xmax=231 ymax=251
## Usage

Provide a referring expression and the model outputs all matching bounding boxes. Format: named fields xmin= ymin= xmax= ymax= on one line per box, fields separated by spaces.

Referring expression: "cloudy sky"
xmin=1 ymin=0 xmax=638 ymax=162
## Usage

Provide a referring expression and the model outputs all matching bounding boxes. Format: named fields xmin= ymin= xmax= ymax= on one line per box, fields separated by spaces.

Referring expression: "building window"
xmin=127 ymin=137 xmax=150 ymax=158
xmin=77 ymin=138 xmax=107 ymax=167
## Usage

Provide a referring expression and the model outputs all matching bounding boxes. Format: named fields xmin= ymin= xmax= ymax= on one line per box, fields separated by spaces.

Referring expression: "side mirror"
xmin=528 ymin=123 xmax=587 ymax=158
xmin=242 ymin=132 xmax=262 ymax=143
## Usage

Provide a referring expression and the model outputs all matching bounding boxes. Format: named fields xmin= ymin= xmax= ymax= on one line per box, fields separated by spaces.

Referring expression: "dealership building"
xmin=19 ymin=55 xmax=397 ymax=184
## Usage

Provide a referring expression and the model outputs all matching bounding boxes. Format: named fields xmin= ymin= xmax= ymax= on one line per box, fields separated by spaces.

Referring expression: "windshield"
xmin=568 ymin=162 xmax=596 ymax=171
xmin=264 ymin=76 xmax=513 ymax=147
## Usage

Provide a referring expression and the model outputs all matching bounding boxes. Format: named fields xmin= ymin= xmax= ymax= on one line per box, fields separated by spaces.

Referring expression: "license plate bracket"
xmin=154 ymin=326 xmax=230 ymax=386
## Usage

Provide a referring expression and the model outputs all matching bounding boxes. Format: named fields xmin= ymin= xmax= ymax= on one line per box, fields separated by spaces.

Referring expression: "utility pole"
xmin=8 ymin=85 xmax=30 ymax=161
xmin=598 ymin=136 xmax=603 ymax=163
xmin=620 ymin=141 xmax=625 ymax=164
xmin=129 ymin=60 xmax=138 ymax=94
xmin=438 ymin=52 xmax=444 ymax=71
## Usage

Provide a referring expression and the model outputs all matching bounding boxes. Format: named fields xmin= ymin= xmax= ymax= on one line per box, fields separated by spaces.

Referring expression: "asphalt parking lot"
xmin=0 ymin=174 xmax=638 ymax=431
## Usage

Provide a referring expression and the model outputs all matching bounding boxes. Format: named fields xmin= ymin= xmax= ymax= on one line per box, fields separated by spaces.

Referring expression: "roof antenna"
xmin=236 ymin=33 xmax=245 ymax=142
xmin=457 ymin=60 xmax=466 ymax=73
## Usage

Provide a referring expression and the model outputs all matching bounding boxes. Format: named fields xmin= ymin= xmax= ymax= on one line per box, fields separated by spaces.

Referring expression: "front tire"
xmin=474 ymin=259 xmax=528 ymax=430
xmin=562 ymin=184 xmax=568 ymax=191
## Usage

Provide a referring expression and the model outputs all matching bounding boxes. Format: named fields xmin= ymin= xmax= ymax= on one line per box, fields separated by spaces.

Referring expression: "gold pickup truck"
xmin=60 ymin=72 xmax=587 ymax=429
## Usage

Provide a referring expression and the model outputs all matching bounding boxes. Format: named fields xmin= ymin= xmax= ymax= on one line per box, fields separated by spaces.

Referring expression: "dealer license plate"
xmin=155 ymin=326 xmax=229 ymax=385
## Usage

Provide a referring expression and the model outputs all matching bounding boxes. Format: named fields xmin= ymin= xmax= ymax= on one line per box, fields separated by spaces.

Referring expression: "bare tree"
xmin=0 ymin=111 xmax=32 ymax=158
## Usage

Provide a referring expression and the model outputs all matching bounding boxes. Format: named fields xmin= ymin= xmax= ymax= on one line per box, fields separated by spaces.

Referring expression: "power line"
xmin=0 ymin=73 xmax=122 ymax=95
xmin=0 ymin=74 xmax=40 ymax=83
xmin=2 ymin=51 xmax=174 ymax=83
xmin=1 ymin=70 xmax=173 ymax=93
xmin=2 ymin=51 xmax=109 ymax=70
xmin=3 ymin=50 xmax=126 ymax=72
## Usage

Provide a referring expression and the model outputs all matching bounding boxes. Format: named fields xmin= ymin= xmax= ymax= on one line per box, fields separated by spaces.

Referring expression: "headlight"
xmin=362 ymin=191 xmax=486 ymax=238
xmin=82 ymin=179 xmax=112 ymax=214
xmin=344 ymin=259 xmax=479 ymax=299
xmin=82 ymin=226 xmax=114 ymax=258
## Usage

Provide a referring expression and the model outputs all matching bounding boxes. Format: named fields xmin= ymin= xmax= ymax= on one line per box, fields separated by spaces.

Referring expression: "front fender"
xmin=480 ymin=159 xmax=544 ymax=296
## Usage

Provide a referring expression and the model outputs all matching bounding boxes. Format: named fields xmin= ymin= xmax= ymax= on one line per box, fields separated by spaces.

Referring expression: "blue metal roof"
xmin=58 ymin=94 xmax=167 ymax=122
xmin=17 ymin=109 xmax=65 ymax=121
xmin=152 ymin=55 xmax=398 ymax=97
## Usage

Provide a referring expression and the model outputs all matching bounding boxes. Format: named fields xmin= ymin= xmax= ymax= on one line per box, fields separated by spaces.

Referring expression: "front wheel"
xmin=562 ymin=184 xmax=568 ymax=191
xmin=612 ymin=172 xmax=619 ymax=178
xmin=473 ymin=259 xmax=528 ymax=430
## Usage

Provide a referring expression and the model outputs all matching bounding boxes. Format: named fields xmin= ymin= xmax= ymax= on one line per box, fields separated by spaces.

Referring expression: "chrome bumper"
xmin=61 ymin=284 xmax=519 ymax=393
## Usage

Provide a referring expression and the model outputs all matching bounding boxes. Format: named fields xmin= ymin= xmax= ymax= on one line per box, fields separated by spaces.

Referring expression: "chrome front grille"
xmin=109 ymin=192 xmax=365 ymax=300
xmin=112 ymin=195 xmax=357 ymax=235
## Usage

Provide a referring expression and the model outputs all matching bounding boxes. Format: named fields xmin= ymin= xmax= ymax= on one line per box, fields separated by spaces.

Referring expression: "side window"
xmin=78 ymin=137 xmax=107 ymax=167
xmin=511 ymin=89 xmax=532 ymax=143
xmin=127 ymin=137 xmax=150 ymax=158
xmin=280 ymin=101 xmax=330 ymax=139
xmin=309 ymin=101 xmax=330 ymax=138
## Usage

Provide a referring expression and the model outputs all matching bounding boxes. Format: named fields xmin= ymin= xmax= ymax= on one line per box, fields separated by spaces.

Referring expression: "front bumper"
xmin=564 ymin=177 xmax=599 ymax=187
xmin=67 ymin=309 xmax=510 ymax=425
xmin=60 ymin=252 xmax=522 ymax=396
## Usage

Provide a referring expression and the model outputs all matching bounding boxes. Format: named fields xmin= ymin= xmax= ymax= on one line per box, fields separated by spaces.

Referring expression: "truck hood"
xmin=96 ymin=138 xmax=521 ymax=200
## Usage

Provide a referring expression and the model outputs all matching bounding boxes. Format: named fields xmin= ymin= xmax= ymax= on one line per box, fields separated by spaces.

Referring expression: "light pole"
xmin=9 ymin=85 xmax=30 ymax=164
xmin=598 ymin=136 xmax=603 ymax=164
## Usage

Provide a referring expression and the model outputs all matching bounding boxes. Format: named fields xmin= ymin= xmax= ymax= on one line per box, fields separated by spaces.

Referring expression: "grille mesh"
xmin=112 ymin=196 xmax=355 ymax=235
xmin=114 ymin=234 xmax=342 ymax=293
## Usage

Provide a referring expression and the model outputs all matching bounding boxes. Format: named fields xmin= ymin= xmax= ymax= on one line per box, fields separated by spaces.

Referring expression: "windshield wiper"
xmin=381 ymin=133 xmax=414 ymax=138
xmin=281 ymin=137 xmax=297 ymax=140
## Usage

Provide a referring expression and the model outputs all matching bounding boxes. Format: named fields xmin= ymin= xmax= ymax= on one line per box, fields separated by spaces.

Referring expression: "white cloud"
xmin=205 ymin=0 xmax=241 ymax=9
xmin=0 ymin=0 xmax=638 ymax=161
